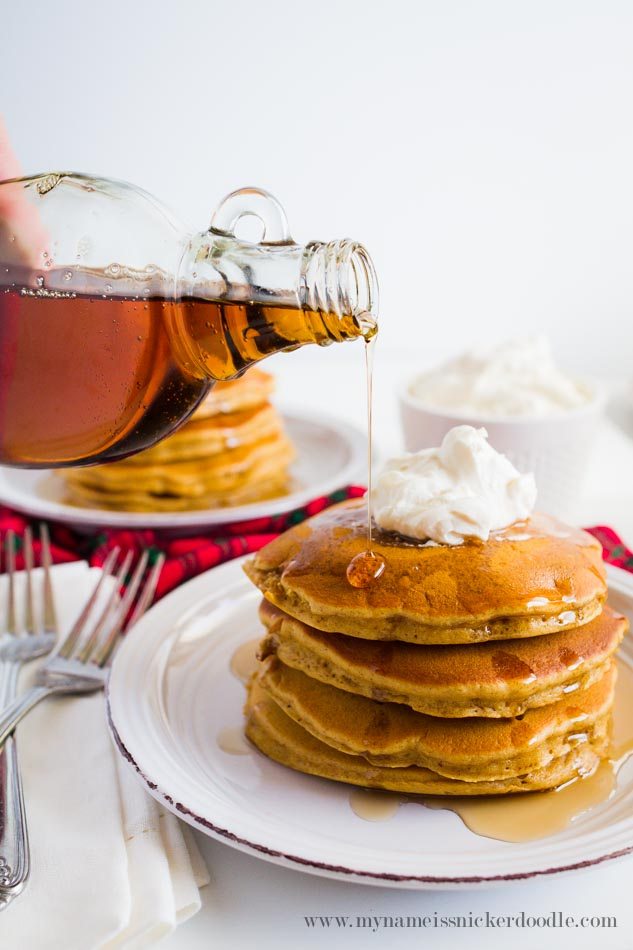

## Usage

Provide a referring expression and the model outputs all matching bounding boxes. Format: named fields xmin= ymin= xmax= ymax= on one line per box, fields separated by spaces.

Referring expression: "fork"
xmin=0 ymin=526 xmax=59 ymax=905
xmin=0 ymin=548 xmax=165 ymax=751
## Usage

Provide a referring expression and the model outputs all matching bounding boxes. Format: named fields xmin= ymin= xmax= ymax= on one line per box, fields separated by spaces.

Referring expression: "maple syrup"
xmin=345 ymin=317 xmax=387 ymax=588
xmin=1 ymin=176 xmax=380 ymax=468
xmin=217 ymin=725 xmax=251 ymax=756
xmin=349 ymin=788 xmax=402 ymax=821
xmin=349 ymin=659 xmax=633 ymax=842
xmin=0 ymin=270 xmax=374 ymax=467
xmin=229 ymin=638 xmax=261 ymax=684
xmin=346 ymin=551 xmax=386 ymax=588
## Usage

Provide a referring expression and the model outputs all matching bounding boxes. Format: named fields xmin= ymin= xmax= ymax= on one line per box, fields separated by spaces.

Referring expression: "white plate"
xmin=108 ymin=559 xmax=633 ymax=890
xmin=0 ymin=410 xmax=365 ymax=532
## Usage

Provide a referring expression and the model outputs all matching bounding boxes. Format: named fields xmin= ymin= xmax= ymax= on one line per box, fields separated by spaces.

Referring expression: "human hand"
xmin=0 ymin=116 xmax=47 ymax=265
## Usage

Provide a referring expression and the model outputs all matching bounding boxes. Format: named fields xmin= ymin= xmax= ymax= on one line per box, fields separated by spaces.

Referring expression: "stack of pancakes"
xmin=61 ymin=369 xmax=295 ymax=511
xmin=243 ymin=499 xmax=627 ymax=795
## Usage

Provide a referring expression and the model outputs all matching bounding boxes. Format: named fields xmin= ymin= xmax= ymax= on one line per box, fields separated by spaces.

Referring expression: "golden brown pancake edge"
xmin=256 ymin=657 xmax=615 ymax=780
xmin=244 ymin=678 xmax=608 ymax=796
xmin=257 ymin=600 xmax=627 ymax=717
xmin=244 ymin=499 xmax=607 ymax=644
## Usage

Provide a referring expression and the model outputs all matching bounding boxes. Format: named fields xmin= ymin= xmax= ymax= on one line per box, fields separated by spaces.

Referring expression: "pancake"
xmin=195 ymin=369 xmax=274 ymax=417
xmin=245 ymin=678 xmax=609 ymax=795
xmin=63 ymin=431 xmax=295 ymax=511
xmin=60 ymin=365 xmax=295 ymax=512
xmin=256 ymin=658 xmax=615 ymax=780
xmin=120 ymin=403 xmax=284 ymax=464
xmin=65 ymin=471 xmax=290 ymax=512
xmin=244 ymin=499 xmax=607 ymax=644
xmin=258 ymin=600 xmax=627 ymax=717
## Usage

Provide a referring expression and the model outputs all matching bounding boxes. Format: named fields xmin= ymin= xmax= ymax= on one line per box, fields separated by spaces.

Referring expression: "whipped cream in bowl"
xmin=372 ymin=426 xmax=536 ymax=545
xmin=398 ymin=338 xmax=604 ymax=519
xmin=406 ymin=337 xmax=594 ymax=421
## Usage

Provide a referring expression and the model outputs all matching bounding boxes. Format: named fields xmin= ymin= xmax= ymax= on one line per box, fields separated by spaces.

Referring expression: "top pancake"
xmin=244 ymin=499 xmax=607 ymax=644
xmin=95 ymin=403 xmax=284 ymax=465
xmin=63 ymin=429 xmax=295 ymax=511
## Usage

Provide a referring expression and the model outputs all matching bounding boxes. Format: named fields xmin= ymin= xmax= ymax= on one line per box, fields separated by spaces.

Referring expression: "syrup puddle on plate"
xmin=350 ymin=659 xmax=633 ymax=842
xmin=217 ymin=725 xmax=251 ymax=756
xmin=350 ymin=788 xmax=404 ymax=821
xmin=228 ymin=636 xmax=633 ymax=843
xmin=222 ymin=639 xmax=261 ymax=755
xmin=230 ymin=637 xmax=260 ymax=684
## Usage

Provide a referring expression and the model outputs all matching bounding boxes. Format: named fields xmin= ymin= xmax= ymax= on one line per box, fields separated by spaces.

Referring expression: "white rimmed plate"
xmin=107 ymin=559 xmax=633 ymax=890
xmin=0 ymin=410 xmax=365 ymax=533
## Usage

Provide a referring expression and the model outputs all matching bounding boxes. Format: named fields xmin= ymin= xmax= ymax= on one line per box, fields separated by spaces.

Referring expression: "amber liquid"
xmin=346 ymin=325 xmax=386 ymax=589
xmin=0 ymin=270 xmax=370 ymax=467
xmin=349 ymin=660 xmax=633 ymax=842
xmin=230 ymin=638 xmax=261 ymax=685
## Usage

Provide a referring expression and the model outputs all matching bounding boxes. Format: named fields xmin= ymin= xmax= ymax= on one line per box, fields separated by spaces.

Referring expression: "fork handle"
xmin=0 ymin=735 xmax=30 ymax=900
xmin=0 ymin=686 xmax=52 ymax=749
xmin=0 ymin=664 xmax=34 ymax=905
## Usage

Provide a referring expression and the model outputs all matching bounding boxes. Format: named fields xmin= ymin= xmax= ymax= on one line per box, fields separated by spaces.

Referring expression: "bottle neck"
xmin=169 ymin=233 xmax=379 ymax=381
xmin=300 ymin=240 xmax=379 ymax=341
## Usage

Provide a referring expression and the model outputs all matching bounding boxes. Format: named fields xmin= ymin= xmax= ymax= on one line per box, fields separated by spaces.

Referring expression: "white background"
xmin=4 ymin=4 xmax=633 ymax=949
xmin=3 ymin=0 xmax=633 ymax=381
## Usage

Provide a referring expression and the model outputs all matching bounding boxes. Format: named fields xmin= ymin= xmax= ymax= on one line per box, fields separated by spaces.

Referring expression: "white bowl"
xmin=398 ymin=378 xmax=606 ymax=520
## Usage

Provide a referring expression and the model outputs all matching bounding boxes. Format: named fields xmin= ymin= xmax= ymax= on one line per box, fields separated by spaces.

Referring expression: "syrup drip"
xmin=364 ymin=324 xmax=376 ymax=551
xmin=491 ymin=651 xmax=537 ymax=684
xmin=230 ymin=638 xmax=260 ymax=684
xmin=346 ymin=550 xmax=386 ymax=588
xmin=349 ymin=659 xmax=633 ymax=842
xmin=346 ymin=315 xmax=386 ymax=589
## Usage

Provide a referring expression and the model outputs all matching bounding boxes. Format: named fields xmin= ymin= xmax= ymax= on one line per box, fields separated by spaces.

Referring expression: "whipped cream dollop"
xmin=371 ymin=426 xmax=537 ymax=545
xmin=408 ymin=337 xmax=591 ymax=417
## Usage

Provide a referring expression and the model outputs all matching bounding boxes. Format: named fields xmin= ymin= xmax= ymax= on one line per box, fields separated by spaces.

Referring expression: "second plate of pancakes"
xmin=108 ymin=557 xmax=633 ymax=889
xmin=0 ymin=409 xmax=365 ymax=532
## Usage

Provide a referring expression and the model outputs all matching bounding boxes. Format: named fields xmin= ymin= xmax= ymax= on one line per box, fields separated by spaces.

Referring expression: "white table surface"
xmin=162 ymin=351 xmax=633 ymax=950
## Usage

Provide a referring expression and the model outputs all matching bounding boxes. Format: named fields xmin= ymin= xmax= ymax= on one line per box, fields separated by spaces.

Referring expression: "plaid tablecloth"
xmin=0 ymin=486 xmax=366 ymax=597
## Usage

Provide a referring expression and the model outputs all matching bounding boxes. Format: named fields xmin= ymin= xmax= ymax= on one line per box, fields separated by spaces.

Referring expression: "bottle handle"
xmin=210 ymin=187 xmax=293 ymax=245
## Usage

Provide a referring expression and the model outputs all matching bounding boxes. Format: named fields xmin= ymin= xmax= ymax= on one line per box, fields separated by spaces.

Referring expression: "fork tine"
xmin=23 ymin=526 xmax=35 ymax=635
xmin=72 ymin=550 xmax=134 ymax=664
xmin=56 ymin=547 xmax=121 ymax=659
xmin=91 ymin=550 xmax=154 ymax=668
xmin=40 ymin=524 xmax=58 ymax=634
xmin=126 ymin=554 xmax=165 ymax=631
xmin=5 ymin=530 xmax=17 ymax=635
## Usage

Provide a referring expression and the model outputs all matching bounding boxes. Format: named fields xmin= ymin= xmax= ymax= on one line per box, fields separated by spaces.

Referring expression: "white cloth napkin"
xmin=0 ymin=561 xmax=209 ymax=949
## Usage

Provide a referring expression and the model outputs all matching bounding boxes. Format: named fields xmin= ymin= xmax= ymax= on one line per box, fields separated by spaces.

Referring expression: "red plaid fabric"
xmin=585 ymin=526 xmax=633 ymax=573
xmin=0 ymin=496 xmax=629 ymax=598
xmin=0 ymin=486 xmax=366 ymax=599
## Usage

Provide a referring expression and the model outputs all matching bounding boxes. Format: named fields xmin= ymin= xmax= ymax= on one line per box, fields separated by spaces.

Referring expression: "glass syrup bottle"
xmin=0 ymin=175 xmax=377 ymax=467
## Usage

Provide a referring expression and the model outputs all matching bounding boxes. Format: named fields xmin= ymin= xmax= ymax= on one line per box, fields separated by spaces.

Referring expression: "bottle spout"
xmin=206 ymin=188 xmax=378 ymax=331
xmin=301 ymin=239 xmax=379 ymax=334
